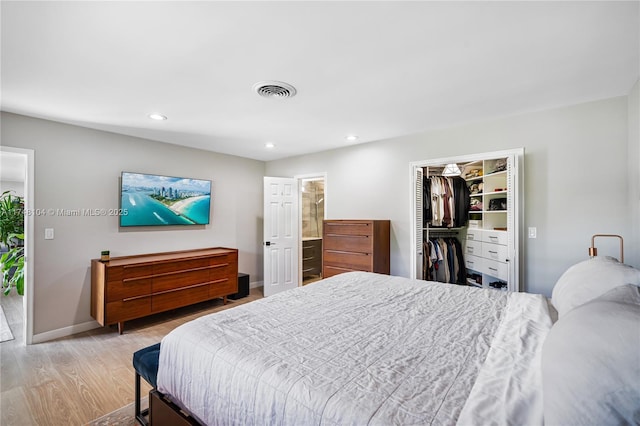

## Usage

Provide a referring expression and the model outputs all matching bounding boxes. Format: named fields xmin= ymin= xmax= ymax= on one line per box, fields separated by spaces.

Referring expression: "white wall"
xmin=628 ymin=80 xmax=640 ymax=268
xmin=1 ymin=112 xmax=265 ymax=336
xmin=266 ymin=96 xmax=635 ymax=296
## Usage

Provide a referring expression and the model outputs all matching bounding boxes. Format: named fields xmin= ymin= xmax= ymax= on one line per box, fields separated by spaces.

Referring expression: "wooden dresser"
xmin=91 ymin=247 xmax=238 ymax=334
xmin=322 ymin=220 xmax=390 ymax=278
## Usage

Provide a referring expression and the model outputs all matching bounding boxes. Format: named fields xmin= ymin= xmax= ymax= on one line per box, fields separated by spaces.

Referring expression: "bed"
xmin=154 ymin=258 xmax=640 ymax=426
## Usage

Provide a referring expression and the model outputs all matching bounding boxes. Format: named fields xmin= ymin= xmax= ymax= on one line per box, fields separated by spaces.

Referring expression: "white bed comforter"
xmin=157 ymin=272 xmax=551 ymax=426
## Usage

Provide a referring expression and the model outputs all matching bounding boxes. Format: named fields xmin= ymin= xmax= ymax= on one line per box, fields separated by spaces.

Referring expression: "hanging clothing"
xmin=423 ymin=237 xmax=467 ymax=284
xmin=424 ymin=176 xmax=470 ymax=228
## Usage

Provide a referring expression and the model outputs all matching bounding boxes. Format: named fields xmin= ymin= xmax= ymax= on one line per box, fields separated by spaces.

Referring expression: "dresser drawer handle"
xmin=326 ymin=234 xmax=368 ymax=238
xmin=489 ymin=250 xmax=498 ymax=254
xmin=488 ymin=267 xmax=498 ymax=272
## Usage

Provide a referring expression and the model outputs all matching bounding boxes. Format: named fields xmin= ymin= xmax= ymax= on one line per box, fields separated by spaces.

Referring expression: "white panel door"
xmin=263 ymin=177 xmax=299 ymax=297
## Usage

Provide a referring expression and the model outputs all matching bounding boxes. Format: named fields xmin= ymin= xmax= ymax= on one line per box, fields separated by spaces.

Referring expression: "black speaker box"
xmin=228 ymin=273 xmax=249 ymax=300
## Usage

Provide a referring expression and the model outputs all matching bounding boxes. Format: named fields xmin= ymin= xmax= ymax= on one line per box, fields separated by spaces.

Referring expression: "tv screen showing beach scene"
xmin=120 ymin=172 xmax=211 ymax=227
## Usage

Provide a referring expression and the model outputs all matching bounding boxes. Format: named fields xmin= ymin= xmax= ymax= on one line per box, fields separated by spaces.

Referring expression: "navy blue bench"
xmin=133 ymin=343 xmax=161 ymax=426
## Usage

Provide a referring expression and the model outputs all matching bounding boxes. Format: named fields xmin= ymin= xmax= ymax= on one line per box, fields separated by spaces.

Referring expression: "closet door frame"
xmin=409 ymin=148 xmax=524 ymax=291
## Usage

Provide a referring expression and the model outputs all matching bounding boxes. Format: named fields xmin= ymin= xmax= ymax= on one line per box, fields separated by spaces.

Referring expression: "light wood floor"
xmin=0 ymin=289 xmax=263 ymax=425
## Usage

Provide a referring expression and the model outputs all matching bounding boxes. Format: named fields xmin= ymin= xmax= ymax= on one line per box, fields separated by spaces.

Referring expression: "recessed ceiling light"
xmin=265 ymin=142 xmax=275 ymax=149
xmin=345 ymin=135 xmax=359 ymax=142
xmin=148 ymin=113 xmax=167 ymax=121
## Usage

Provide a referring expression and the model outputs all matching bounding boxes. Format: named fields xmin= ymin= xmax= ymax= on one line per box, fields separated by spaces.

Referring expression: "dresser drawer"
xmin=153 ymin=258 xmax=210 ymax=275
xmin=483 ymin=259 xmax=508 ymax=281
xmin=465 ymin=254 xmax=483 ymax=272
xmin=152 ymin=268 xmax=210 ymax=292
xmin=464 ymin=240 xmax=482 ymax=257
xmin=482 ymin=230 xmax=507 ymax=246
xmin=209 ymin=277 xmax=236 ymax=298
xmin=209 ymin=254 xmax=231 ymax=266
xmin=324 ymin=221 xmax=373 ymax=236
xmin=323 ymin=249 xmax=372 ymax=271
xmin=106 ymin=296 xmax=151 ymax=323
xmin=107 ymin=265 xmax=153 ymax=282
xmin=107 ymin=278 xmax=151 ymax=303
xmin=152 ymin=283 xmax=210 ymax=313
xmin=482 ymin=243 xmax=508 ymax=263
xmin=324 ymin=234 xmax=372 ymax=254
xmin=209 ymin=262 xmax=231 ymax=280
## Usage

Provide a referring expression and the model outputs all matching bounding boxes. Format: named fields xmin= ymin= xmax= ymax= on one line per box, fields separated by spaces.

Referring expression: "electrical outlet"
xmin=528 ymin=227 xmax=537 ymax=239
xmin=45 ymin=228 xmax=54 ymax=240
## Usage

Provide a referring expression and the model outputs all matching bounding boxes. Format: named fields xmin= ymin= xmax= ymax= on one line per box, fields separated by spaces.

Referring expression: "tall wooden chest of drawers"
xmin=91 ymin=247 xmax=238 ymax=334
xmin=322 ymin=220 xmax=390 ymax=278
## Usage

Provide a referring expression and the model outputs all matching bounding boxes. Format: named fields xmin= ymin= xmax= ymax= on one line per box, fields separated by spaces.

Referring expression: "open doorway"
xmin=300 ymin=176 xmax=325 ymax=285
xmin=0 ymin=147 xmax=34 ymax=345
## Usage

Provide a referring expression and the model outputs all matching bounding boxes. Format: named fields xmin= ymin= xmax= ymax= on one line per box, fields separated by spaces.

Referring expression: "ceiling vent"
xmin=253 ymin=81 xmax=297 ymax=99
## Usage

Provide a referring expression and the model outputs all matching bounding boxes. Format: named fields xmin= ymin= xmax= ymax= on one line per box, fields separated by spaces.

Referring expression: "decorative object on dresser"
xmin=322 ymin=220 xmax=390 ymax=278
xmin=91 ymin=247 xmax=238 ymax=334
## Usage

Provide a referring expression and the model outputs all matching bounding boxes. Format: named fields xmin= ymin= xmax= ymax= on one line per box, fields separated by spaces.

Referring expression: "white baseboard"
xmin=31 ymin=320 xmax=101 ymax=344
xmin=250 ymin=280 xmax=263 ymax=289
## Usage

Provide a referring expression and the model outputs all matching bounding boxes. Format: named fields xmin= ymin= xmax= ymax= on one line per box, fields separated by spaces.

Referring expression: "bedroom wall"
xmin=628 ymin=80 xmax=640 ymax=269
xmin=266 ymin=96 xmax=633 ymax=297
xmin=0 ymin=112 xmax=265 ymax=339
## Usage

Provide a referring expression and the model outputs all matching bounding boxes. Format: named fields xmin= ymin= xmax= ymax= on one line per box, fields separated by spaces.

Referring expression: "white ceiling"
xmin=1 ymin=1 xmax=638 ymax=161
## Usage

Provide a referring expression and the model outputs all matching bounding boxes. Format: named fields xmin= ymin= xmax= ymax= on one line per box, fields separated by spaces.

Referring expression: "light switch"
xmin=528 ymin=227 xmax=537 ymax=239
xmin=45 ymin=228 xmax=54 ymax=240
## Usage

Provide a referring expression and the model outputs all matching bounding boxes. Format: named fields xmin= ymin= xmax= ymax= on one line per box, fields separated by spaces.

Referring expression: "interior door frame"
xmin=294 ymin=172 xmax=327 ymax=285
xmin=0 ymin=146 xmax=35 ymax=344
xmin=409 ymin=148 xmax=524 ymax=290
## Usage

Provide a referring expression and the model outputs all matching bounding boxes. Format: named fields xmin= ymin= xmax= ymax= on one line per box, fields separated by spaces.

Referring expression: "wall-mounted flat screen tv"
xmin=120 ymin=172 xmax=211 ymax=227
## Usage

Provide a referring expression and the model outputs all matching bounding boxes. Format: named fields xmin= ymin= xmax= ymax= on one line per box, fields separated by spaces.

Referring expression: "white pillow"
xmin=551 ymin=256 xmax=640 ymax=317
xmin=542 ymin=285 xmax=640 ymax=425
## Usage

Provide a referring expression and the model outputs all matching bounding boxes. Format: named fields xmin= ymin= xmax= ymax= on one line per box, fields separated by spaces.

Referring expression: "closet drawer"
xmin=466 ymin=229 xmax=482 ymax=242
xmin=482 ymin=231 xmax=507 ymax=246
xmin=483 ymin=259 xmax=508 ymax=281
xmin=465 ymin=254 xmax=483 ymax=272
xmin=464 ymin=240 xmax=482 ymax=257
xmin=482 ymin=243 xmax=508 ymax=263
xmin=324 ymin=234 xmax=372 ymax=254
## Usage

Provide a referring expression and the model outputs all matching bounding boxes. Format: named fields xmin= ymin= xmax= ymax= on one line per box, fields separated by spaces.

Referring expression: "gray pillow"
xmin=542 ymin=284 xmax=640 ymax=425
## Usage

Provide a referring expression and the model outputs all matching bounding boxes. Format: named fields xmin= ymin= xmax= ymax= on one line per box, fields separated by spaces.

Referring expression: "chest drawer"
xmin=323 ymin=249 xmax=372 ymax=270
xmin=324 ymin=221 xmax=373 ymax=236
xmin=324 ymin=234 xmax=372 ymax=253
